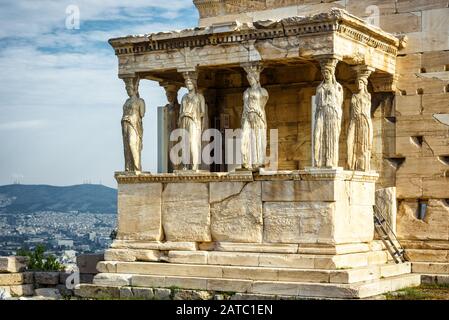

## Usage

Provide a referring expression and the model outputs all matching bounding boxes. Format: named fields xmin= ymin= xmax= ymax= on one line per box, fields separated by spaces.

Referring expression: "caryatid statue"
xmin=121 ymin=77 xmax=145 ymax=172
xmin=178 ymin=71 xmax=207 ymax=171
xmin=241 ymin=63 xmax=269 ymax=170
xmin=347 ymin=66 xmax=374 ymax=171
xmin=313 ymin=58 xmax=344 ymax=168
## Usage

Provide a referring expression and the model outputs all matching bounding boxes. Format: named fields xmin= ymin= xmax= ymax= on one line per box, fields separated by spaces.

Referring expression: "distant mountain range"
xmin=0 ymin=184 xmax=117 ymax=214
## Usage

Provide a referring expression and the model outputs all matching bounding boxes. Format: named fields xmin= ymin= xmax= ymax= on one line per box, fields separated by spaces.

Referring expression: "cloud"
xmin=0 ymin=120 xmax=48 ymax=131
xmin=0 ymin=1 xmax=198 ymax=112
xmin=0 ymin=1 xmax=198 ymax=187
xmin=0 ymin=0 xmax=194 ymax=39
xmin=0 ymin=2 xmax=197 ymax=116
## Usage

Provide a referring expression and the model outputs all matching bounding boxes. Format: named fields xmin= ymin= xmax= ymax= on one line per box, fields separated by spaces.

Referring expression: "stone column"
xmin=313 ymin=57 xmax=344 ymax=168
xmin=162 ymin=83 xmax=180 ymax=173
xmin=347 ymin=65 xmax=375 ymax=172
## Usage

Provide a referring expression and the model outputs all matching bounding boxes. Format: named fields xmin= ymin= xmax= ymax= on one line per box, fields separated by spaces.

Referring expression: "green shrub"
xmin=17 ymin=244 xmax=64 ymax=271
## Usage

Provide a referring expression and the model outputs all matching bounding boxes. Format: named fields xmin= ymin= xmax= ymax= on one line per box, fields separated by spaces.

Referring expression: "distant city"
xmin=0 ymin=212 xmax=116 ymax=264
xmin=0 ymin=184 xmax=117 ymax=266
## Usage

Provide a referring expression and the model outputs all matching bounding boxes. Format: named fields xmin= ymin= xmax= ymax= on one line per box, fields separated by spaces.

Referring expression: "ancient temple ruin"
xmin=76 ymin=0 xmax=449 ymax=299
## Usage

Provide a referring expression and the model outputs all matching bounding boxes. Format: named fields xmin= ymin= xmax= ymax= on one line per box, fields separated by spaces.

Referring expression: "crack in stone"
xmin=345 ymin=182 xmax=351 ymax=205
xmin=422 ymin=139 xmax=436 ymax=157
xmin=415 ymin=72 xmax=449 ymax=81
xmin=210 ymin=182 xmax=248 ymax=205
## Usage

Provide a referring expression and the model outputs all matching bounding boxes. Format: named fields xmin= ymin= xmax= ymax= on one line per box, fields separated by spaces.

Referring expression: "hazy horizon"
xmin=0 ymin=1 xmax=197 ymax=188
xmin=0 ymin=182 xmax=116 ymax=188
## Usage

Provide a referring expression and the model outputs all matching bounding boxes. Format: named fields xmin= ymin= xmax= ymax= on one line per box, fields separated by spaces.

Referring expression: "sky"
xmin=0 ymin=0 xmax=198 ymax=188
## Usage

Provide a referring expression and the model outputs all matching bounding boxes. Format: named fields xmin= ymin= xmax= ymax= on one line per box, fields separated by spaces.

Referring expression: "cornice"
xmin=108 ymin=9 xmax=399 ymax=58
xmin=114 ymin=171 xmax=254 ymax=183
xmin=114 ymin=169 xmax=379 ymax=184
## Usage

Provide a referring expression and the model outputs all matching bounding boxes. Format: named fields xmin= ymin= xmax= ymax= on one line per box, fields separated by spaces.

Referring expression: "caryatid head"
xmin=124 ymin=77 xmax=139 ymax=98
xmin=355 ymin=68 xmax=372 ymax=93
xmin=183 ymin=72 xmax=198 ymax=93
xmin=357 ymin=76 xmax=368 ymax=93
xmin=244 ymin=63 xmax=263 ymax=89
xmin=164 ymin=84 xmax=179 ymax=105
xmin=319 ymin=59 xmax=338 ymax=84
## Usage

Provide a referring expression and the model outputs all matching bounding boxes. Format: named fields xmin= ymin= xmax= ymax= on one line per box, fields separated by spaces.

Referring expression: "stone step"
xmin=199 ymin=242 xmax=376 ymax=255
xmin=412 ymin=262 xmax=449 ymax=274
xmin=111 ymin=241 xmax=388 ymax=255
xmin=105 ymin=249 xmax=389 ymax=269
xmin=79 ymin=273 xmax=421 ymax=299
xmin=96 ymin=261 xmax=411 ymax=284
xmin=420 ymin=274 xmax=449 ymax=285
xmin=166 ymin=250 xmax=389 ymax=269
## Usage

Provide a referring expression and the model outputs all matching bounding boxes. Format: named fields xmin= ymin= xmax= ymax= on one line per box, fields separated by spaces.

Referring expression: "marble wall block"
xmin=117 ymin=183 xmax=163 ymax=241
xmin=210 ymin=182 xmax=263 ymax=243
xmin=162 ymin=183 xmax=211 ymax=242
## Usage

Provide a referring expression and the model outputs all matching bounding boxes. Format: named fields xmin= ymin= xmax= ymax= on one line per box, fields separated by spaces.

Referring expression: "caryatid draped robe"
xmin=347 ymin=90 xmax=373 ymax=171
xmin=313 ymin=80 xmax=344 ymax=168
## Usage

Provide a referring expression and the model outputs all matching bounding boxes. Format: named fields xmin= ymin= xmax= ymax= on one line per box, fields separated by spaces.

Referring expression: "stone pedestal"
xmin=114 ymin=168 xmax=376 ymax=247
xmin=76 ymin=170 xmax=420 ymax=299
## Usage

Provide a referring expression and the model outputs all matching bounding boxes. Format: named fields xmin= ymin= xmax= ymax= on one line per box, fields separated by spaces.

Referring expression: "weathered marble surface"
xmin=397 ymin=199 xmax=449 ymax=241
xmin=375 ymin=187 xmax=397 ymax=234
xmin=0 ymin=273 xmax=33 ymax=286
xmin=262 ymin=180 xmax=345 ymax=202
xmin=115 ymin=171 xmax=376 ymax=246
xmin=109 ymin=9 xmax=400 ymax=77
xmin=162 ymin=183 xmax=211 ymax=242
xmin=209 ymin=182 xmax=246 ymax=203
xmin=105 ymin=249 xmax=161 ymax=263
xmin=0 ymin=256 xmax=28 ymax=273
xmin=263 ymin=202 xmax=333 ymax=244
xmin=117 ymin=183 xmax=163 ymax=241
xmin=210 ymin=182 xmax=263 ymax=243
xmin=111 ymin=240 xmax=199 ymax=251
